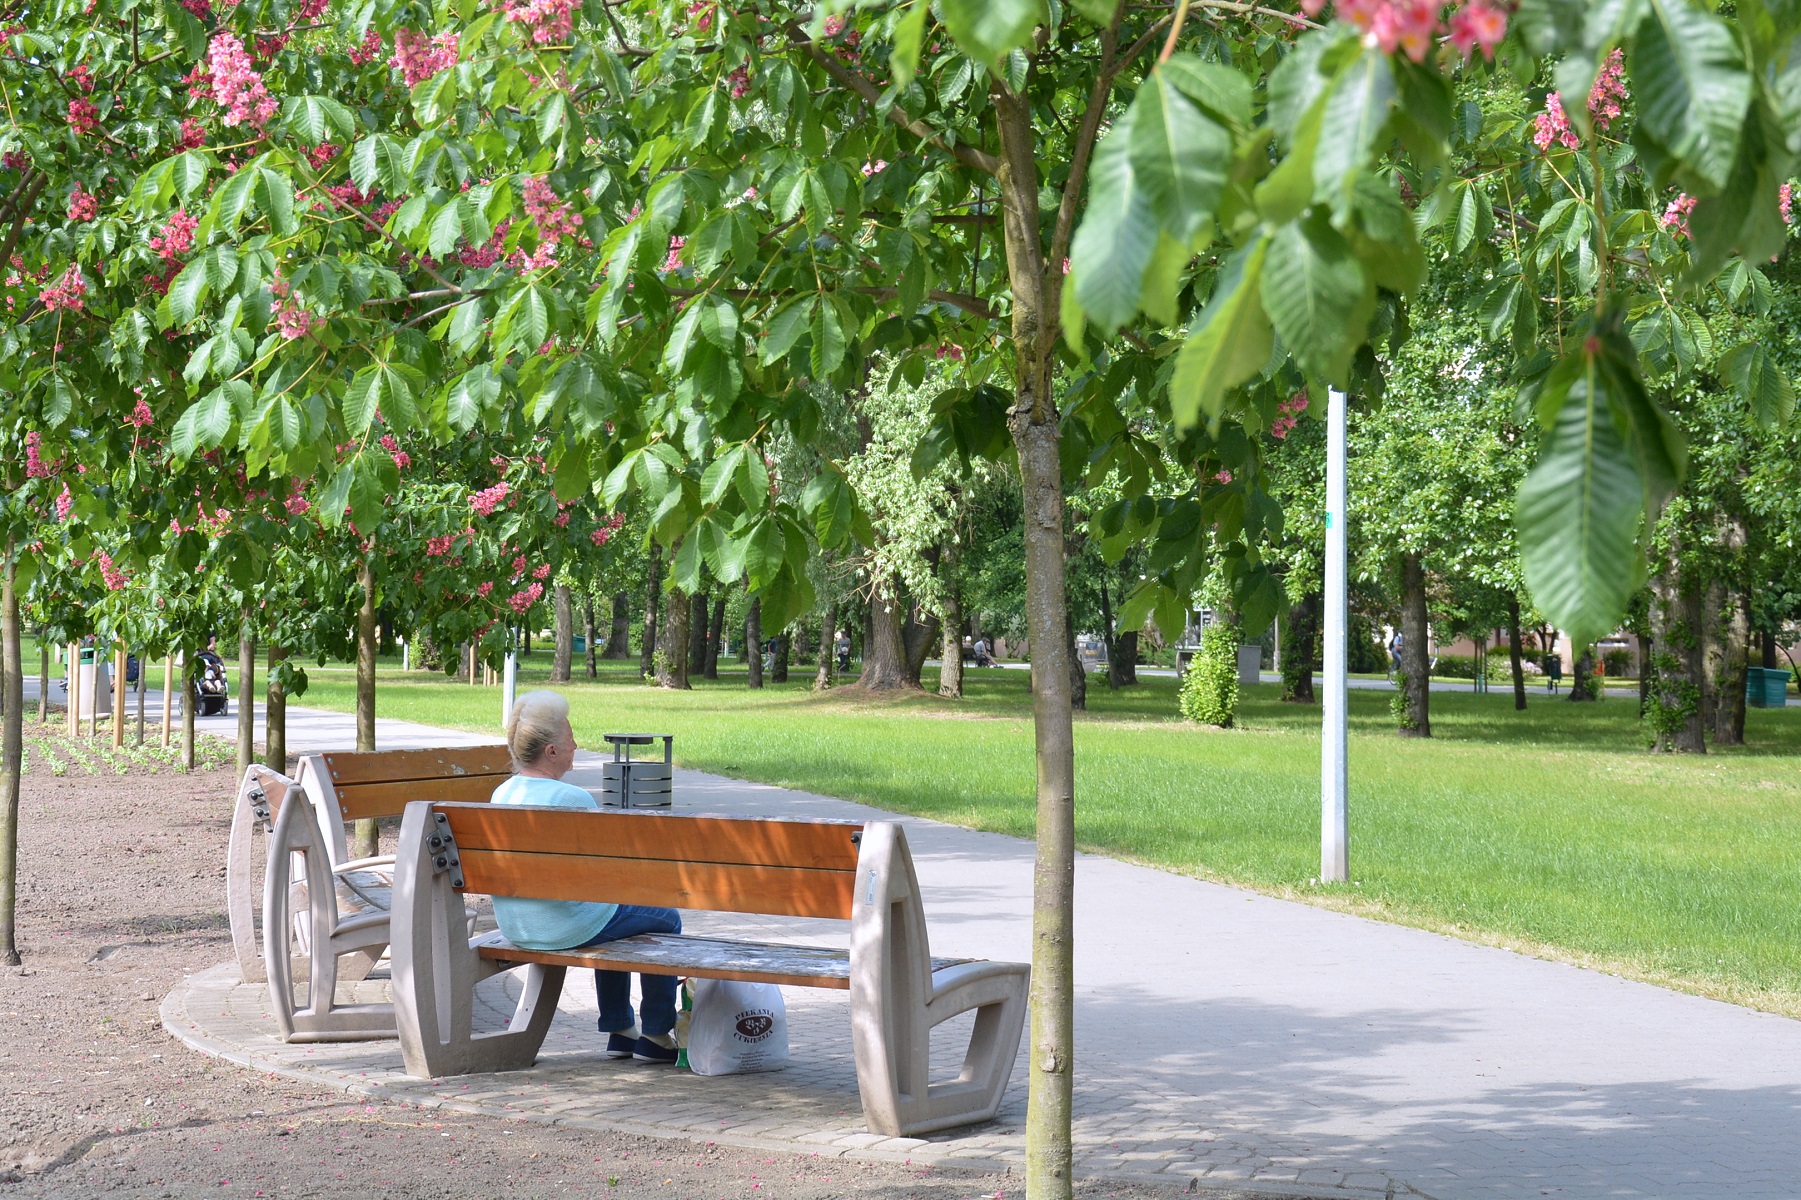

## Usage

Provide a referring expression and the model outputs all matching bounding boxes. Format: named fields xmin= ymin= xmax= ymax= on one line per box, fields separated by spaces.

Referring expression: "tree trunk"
xmin=703 ymin=596 xmax=726 ymax=679
xmin=772 ymin=632 xmax=790 ymax=683
xmin=902 ymin=606 xmax=939 ymax=687
xmin=354 ymin=555 xmax=379 ymax=856
xmin=550 ymin=584 xmax=573 ymax=682
xmin=1 ymin=550 xmax=23 ymax=964
xmin=236 ymin=607 xmax=256 ymax=780
xmin=938 ymin=591 xmax=964 ymax=699
xmin=583 ymin=593 xmax=598 ymax=679
xmin=657 ymin=574 xmax=691 ymax=689
xmin=1705 ymin=580 xmax=1749 ymax=747
xmin=992 ymin=80 xmax=1077 ymax=1200
xmin=1280 ymin=592 xmax=1318 ymax=703
xmin=640 ymin=548 xmax=662 ymax=678
xmin=37 ymin=637 xmax=48 ymax=724
xmin=606 ymin=591 xmax=631 ymax=659
xmin=814 ymin=603 xmax=837 ymax=691
xmin=1398 ymin=553 xmax=1431 ymax=736
xmin=745 ymin=598 xmax=763 ymax=689
xmin=688 ymin=591 xmax=709 ymax=676
xmin=1507 ymin=595 xmax=1528 ymax=711
xmin=181 ymin=653 xmax=196 ymax=771
xmin=1065 ymin=605 xmax=1086 ymax=713
xmin=1567 ymin=648 xmax=1596 ymax=701
xmin=1648 ymin=543 xmax=1706 ymax=753
xmin=858 ymin=576 xmax=916 ymax=690
xmin=266 ymin=645 xmax=287 ymax=772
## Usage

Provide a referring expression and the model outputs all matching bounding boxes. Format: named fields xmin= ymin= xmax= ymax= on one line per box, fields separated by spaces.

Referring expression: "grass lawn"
xmin=293 ymin=655 xmax=1801 ymax=1017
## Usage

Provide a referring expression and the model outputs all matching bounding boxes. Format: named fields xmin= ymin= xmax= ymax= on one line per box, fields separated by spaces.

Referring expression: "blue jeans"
xmin=579 ymin=904 xmax=682 ymax=1038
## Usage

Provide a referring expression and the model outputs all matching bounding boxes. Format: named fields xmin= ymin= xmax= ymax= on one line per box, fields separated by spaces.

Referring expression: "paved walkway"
xmin=161 ymin=705 xmax=1801 ymax=1199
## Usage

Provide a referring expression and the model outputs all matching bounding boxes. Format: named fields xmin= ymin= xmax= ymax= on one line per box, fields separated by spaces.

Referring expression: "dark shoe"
xmin=633 ymin=1034 xmax=679 ymax=1064
xmin=605 ymin=1029 xmax=638 ymax=1059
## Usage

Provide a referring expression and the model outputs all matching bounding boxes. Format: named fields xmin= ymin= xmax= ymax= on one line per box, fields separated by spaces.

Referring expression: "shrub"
xmin=1603 ymin=648 xmax=1634 ymax=678
xmin=1179 ymin=623 xmax=1239 ymax=728
xmin=1433 ymin=653 xmax=1478 ymax=679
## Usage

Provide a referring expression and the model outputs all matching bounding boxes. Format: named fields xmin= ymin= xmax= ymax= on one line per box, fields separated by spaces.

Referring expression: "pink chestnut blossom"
xmin=390 ymin=29 xmax=459 ymax=87
xmin=41 ymin=266 xmax=87 ymax=312
xmin=470 ymin=481 xmax=511 ymax=515
xmin=67 ymin=187 xmax=98 ymax=222
xmin=207 ymin=33 xmax=279 ymax=129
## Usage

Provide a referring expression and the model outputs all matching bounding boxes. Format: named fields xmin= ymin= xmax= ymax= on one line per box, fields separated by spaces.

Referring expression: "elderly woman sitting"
xmin=491 ymin=690 xmax=683 ymax=1063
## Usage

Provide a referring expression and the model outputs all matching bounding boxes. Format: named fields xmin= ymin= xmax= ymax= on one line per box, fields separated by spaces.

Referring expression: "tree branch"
xmin=667 ymin=283 xmax=996 ymax=320
xmin=0 ymin=172 xmax=45 ymax=273
xmin=785 ymin=21 xmax=1000 ymax=178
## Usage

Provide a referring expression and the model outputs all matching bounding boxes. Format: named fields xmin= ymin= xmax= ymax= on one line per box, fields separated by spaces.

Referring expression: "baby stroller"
xmin=192 ymin=649 xmax=229 ymax=715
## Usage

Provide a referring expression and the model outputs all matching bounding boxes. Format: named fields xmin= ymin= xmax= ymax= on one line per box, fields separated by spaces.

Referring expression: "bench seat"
xmin=473 ymin=930 xmax=973 ymax=990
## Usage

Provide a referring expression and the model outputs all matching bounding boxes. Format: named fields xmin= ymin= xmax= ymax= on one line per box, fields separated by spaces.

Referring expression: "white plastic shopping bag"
xmin=684 ymin=978 xmax=789 ymax=1075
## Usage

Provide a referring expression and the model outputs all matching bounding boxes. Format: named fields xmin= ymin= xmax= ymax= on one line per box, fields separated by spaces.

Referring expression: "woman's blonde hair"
xmin=505 ymin=690 xmax=571 ymax=770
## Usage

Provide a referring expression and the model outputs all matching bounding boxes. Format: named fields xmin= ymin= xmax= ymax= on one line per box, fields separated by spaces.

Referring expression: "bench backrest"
xmin=297 ymin=746 xmax=513 ymax=866
xmin=429 ymin=802 xmax=865 ymax=919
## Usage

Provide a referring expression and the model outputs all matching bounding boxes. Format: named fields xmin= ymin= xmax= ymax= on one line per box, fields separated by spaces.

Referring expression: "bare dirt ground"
xmin=0 ymin=728 xmax=1281 ymax=1200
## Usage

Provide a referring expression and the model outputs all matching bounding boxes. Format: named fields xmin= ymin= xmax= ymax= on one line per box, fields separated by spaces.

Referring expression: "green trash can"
xmin=1746 ymin=666 xmax=1791 ymax=709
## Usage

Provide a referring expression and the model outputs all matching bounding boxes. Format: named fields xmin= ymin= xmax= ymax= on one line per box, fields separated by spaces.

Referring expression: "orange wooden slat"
xmin=320 ymin=745 xmax=513 ymax=786
xmin=455 ymin=848 xmax=855 ymax=919
xmin=438 ymin=804 xmax=864 ymax=872
xmin=334 ymin=775 xmax=505 ymax=820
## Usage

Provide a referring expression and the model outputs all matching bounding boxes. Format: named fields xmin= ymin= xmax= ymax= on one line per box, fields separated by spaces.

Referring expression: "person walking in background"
xmin=835 ymin=629 xmax=851 ymax=672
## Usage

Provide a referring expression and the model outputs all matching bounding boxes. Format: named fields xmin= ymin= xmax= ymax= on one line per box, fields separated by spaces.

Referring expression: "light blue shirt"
xmin=488 ymin=774 xmax=617 ymax=950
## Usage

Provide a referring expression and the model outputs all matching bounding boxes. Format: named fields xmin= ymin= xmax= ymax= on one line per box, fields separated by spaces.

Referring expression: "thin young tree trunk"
xmin=640 ymin=549 xmax=662 ymax=678
xmin=688 ymin=591 xmax=709 ymax=676
xmin=772 ymin=632 xmax=790 ymax=682
xmin=1507 ymin=596 xmax=1527 ymax=711
xmin=181 ymin=654 xmax=196 ymax=771
xmin=266 ymin=645 xmax=287 ymax=772
xmin=745 ymin=598 xmax=763 ymax=689
xmin=236 ymin=608 xmax=256 ymax=780
xmin=37 ymin=638 xmax=48 ymax=724
xmin=1065 ymin=605 xmax=1086 ymax=713
xmin=583 ymin=593 xmax=598 ymax=679
xmin=991 ymin=78 xmax=1080 ymax=1197
xmin=814 ymin=603 xmax=837 ymax=691
xmin=1398 ymin=553 xmax=1430 ymax=737
xmin=605 ymin=592 xmax=631 ymax=659
xmin=704 ymin=596 xmax=726 ymax=680
xmin=939 ymin=591 xmax=964 ymax=699
xmin=551 ymin=583 xmax=573 ymax=682
xmin=858 ymin=576 xmax=915 ymax=690
xmin=354 ymin=555 xmax=379 ymax=856
xmin=0 ymin=550 xmax=23 ymax=965
xmin=657 ymin=573 xmax=691 ymax=690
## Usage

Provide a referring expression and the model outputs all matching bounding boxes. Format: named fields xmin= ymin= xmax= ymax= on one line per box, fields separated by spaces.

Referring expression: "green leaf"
xmin=1632 ymin=0 xmax=1751 ymax=190
xmin=167 ymin=259 xmax=209 ymax=327
xmin=1161 ymin=54 xmax=1253 ymax=131
xmin=210 ymin=167 xmax=258 ymax=236
xmin=698 ymin=297 xmax=740 ymax=350
xmin=1313 ymin=46 xmax=1396 ymax=209
xmin=286 ymin=95 xmax=354 ymax=144
xmin=1069 ymin=105 xmax=1157 ymax=336
xmin=552 ymin=444 xmax=589 ymax=502
xmin=1169 ymin=236 xmax=1273 ymax=427
xmin=810 ymin=299 xmax=845 ymax=377
xmin=664 ymin=300 xmax=706 ymax=373
xmin=760 ymin=297 xmax=814 ymax=364
xmin=1260 ymin=218 xmax=1368 ymax=384
xmin=1453 ymin=182 xmax=1493 ymax=254
xmin=172 ymin=152 xmax=210 ymax=202
xmin=258 ymin=169 xmax=296 ymax=236
xmin=1129 ymin=67 xmax=1231 ymax=246
xmin=701 ymin=445 xmax=746 ymax=505
xmin=1722 ymin=342 xmax=1796 ymax=429
xmin=1516 ymin=350 xmax=1647 ymax=650
xmin=672 ymin=534 xmax=704 ymax=593
xmin=537 ymin=92 xmax=568 ymax=145
xmin=940 ymin=0 xmax=1043 ymax=66
xmin=889 ymin=0 xmax=931 ymax=90
xmin=342 ymin=366 xmax=384 ymax=436
xmin=429 ymin=200 xmax=466 ymax=259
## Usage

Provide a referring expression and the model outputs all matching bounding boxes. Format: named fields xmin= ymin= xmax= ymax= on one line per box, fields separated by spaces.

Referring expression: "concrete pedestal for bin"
xmin=1236 ymin=644 xmax=1262 ymax=687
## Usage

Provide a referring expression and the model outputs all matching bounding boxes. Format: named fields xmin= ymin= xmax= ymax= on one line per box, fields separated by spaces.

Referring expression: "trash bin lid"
xmin=603 ymin=733 xmax=668 ymax=744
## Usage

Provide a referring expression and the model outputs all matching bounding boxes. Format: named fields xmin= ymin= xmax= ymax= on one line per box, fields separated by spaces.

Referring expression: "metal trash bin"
xmin=600 ymin=734 xmax=673 ymax=808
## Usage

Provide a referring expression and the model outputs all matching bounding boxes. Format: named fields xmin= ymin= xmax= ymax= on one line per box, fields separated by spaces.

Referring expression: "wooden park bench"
xmin=224 ymin=746 xmax=512 ymax=1040
xmin=389 ymin=802 xmax=1030 ymax=1137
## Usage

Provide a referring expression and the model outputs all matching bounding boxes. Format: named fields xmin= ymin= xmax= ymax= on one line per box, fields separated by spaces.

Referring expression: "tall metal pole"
xmin=1321 ymin=388 xmax=1350 ymax=882
xmin=501 ymin=630 xmax=518 ymax=727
